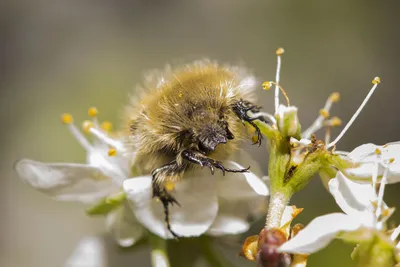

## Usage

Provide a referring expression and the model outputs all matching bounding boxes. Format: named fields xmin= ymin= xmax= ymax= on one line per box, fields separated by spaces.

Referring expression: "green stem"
xmin=149 ymin=234 xmax=170 ymax=267
xmin=200 ymin=237 xmax=232 ymax=267
xmin=266 ymin=190 xmax=290 ymax=229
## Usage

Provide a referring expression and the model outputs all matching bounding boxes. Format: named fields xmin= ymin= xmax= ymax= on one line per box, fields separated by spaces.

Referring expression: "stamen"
xmin=88 ymin=107 xmax=98 ymax=117
xmin=61 ymin=113 xmax=92 ymax=151
xmin=61 ymin=113 xmax=73 ymax=124
xmin=274 ymin=48 xmax=284 ymax=114
xmin=268 ymin=81 xmax=290 ymax=106
xmin=325 ymin=126 xmax=331 ymax=144
xmin=82 ymin=120 xmax=94 ymax=133
xmin=302 ymin=92 xmax=340 ymax=139
xmin=89 ymin=127 xmax=125 ymax=152
xmin=262 ymin=81 xmax=273 ymax=91
xmin=88 ymin=107 xmax=100 ymax=128
xmin=327 ymin=77 xmax=380 ymax=148
xmin=329 ymin=117 xmax=342 ymax=127
xmin=108 ymin=148 xmax=117 ymax=157
xmin=101 ymin=121 xmax=113 ymax=132
xmin=319 ymin=109 xmax=330 ymax=118
xmin=329 ymin=92 xmax=340 ymax=103
xmin=376 ymin=165 xmax=389 ymax=218
xmin=390 ymin=225 xmax=400 ymax=241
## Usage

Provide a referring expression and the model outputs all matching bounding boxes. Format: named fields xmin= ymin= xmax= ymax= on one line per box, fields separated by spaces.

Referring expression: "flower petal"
xmin=345 ymin=143 xmax=400 ymax=184
xmin=106 ymin=206 xmax=144 ymax=247
xmin=216 ymin=149 xmax=269 ymax=198
xmin=228 ymin=161 xmax=269 ymax=196
xmin=64 ymin=236 xmax=106 ymax=267
xmin=87 ymin=151 xmax=126 ymax=186
xmin=228 ymin=150 xmax=264 ymax=177
xmin=207 ymin=215 xmax=249 ymax=236
xmin=278 ymin=213 xmax=362 ymax=254
xmin=123 ymin=175 xmax=218 ymax=239
xmin=15 ymin=159 xmax=116 ymax=204
xmin=347 ymin=143 xmax=377 ymax=161
xmin=329 ymin=172 xmax=376 ymax=218
xmin=206 ymin=200 xmax=252 ymax=236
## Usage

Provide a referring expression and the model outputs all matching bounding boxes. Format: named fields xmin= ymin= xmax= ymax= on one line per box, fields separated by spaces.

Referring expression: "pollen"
xmin=88 ymin=107 xmax=98 ymax=117
xmin=178 ymin=93 xmax=183 ymax=98
xmin=101 ymin=121 xmax=112 ymax=132
xmin=330 ymin=117 xmax=342 ymax=127
xmin=319 ymin=109 xmax=330 ymax=118
xmin=252 ymin=135 xmax=259 ymax=144
xmin=329 ymin=92 xmax=340 ymax=103
xmin=262 ymin=81 xmax=273 ymax=91
xmin=82 ymin=120 xmax=94 ymax=133
xmin=372 ymin=77 xmax=381 ymax=85
xmin=375 ymin=148 xmax=382 ymax=155
xmin=61 ymin=113 xmax=73 ymax=124
xmin=108 ymin=148 xmax=117 ymax=157
xmin=276 ymin=47 xmax=285 ymax=56
xmin=165 ymin=181 xmax=176 ymax=192
xmin=389 ymin=158 xmax=395 ymax=164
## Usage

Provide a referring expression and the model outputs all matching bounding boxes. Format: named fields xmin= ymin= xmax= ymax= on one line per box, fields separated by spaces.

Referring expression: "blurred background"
xmin=1 ymin=0 xmax=400 ymax=266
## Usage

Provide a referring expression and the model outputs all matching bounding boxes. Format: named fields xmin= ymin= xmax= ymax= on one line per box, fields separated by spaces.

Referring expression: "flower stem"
xmin=265 ymin=191 xmax=290 ymax=229
xmin=200 ymin=237 xmax=232 ymax=267
xmin=149 ymin=234 xmax=170 ymax=267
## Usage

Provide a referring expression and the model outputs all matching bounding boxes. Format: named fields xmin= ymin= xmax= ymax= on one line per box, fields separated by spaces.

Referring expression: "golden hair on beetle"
xmin=123 ymin=59 xmax=265 ymax=237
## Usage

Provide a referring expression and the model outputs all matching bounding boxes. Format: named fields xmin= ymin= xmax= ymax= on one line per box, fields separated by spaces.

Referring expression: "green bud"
xmin=350 ymin=231 xmax=396 ymax=267
xmin=276 ymin=105 xmax=301 ymax=139
xmin=86 ymin=191 xmax=126 ymax=215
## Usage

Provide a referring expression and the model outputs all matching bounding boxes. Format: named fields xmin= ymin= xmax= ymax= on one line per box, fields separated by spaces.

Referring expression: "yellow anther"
xmin=108 ymin=148 xmax=117 ymax=157
xmin=382 ymin=208 xmax=391 ymax=217
xmin=262 ymin=81 xmax=273 ymax=91
xmin=329 ymin=92 xmax=340 ymax=103
xmin=101 ymin=121 xmax=113 ymax=132
xmin=165 ymin=181 xmax=176 ymax=192
xmin=82 ymin=120 xmax=94 ymax=133
xmin=372 ymin=77 xmax=381 ymax=85
xmin=61 ymin=113 xmax=73 ymax=124
xmin=389 ymin=158 xmax=395 ymax=164
xmin=375 ymin=148 xmax=382 ymax=155
xmin=330 ymin=117 xmax=342 ymax=127
xmin=178 ymin=93 xmax=183 ymax=98
xmin=319 ymin=109 xmax=330 ymax=118
xmin=88 ymin=107 xmax=98 ymax=117
xmin=276 ymin=47 xmax=285 ymax=56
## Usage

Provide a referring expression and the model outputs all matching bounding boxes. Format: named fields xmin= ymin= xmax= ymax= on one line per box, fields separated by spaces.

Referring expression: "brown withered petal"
xmin=257 ymin=228 xmax=291 ymax=267
xmin=239 ymin=235 xmax=259 ymax=261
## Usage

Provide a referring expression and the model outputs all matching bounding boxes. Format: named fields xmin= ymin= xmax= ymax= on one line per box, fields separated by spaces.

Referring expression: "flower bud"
xmin=276 ymin=105 xmax=301 ymax=139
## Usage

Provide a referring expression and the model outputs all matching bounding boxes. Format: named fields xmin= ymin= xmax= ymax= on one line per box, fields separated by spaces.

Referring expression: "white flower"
xmin=123 ymin=155 xmax=268 ymax=239
xmin=340 ymin=142 xmax=400 ymax=184
xmin=15 ymin=110 xmax=269 ymax=246
xmin=278 ymin=171 xmax=392 ymax=254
